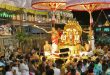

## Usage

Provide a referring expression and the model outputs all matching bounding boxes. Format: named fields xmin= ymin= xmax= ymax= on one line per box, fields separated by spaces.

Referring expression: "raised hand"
xmin=33 ymin=25 xmax=48 ymax=33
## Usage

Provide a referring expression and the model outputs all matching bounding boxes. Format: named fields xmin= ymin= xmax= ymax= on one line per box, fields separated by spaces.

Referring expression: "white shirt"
xmin=12 ymin=66 xmax=21 ymax=75
xmin=53 ymin=67 xmax=60 ymax=75
xmin=5 ymin=71 xmax=13 ymax=75
xmin=106 ymin=68 xmax=110 ymax=75
xmin=19 ymin=63 xmax=29 ymax=75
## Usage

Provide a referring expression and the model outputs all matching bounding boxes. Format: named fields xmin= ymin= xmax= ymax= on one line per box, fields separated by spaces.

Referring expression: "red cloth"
xmin=52 ymin=36 xmax=59 ymax=44
xmin=51 ymin=31 xmax=59 ymax=45
xmin=58 ymin=31 xmax=63 ymax=37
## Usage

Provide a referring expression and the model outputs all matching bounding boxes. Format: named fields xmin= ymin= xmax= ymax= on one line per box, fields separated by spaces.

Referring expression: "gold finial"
xmin=104 ymin=21 xmax=110 ymax=26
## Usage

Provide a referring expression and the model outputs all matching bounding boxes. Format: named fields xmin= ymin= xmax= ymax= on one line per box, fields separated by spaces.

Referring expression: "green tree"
xmin=16 ymin=31 xmax=27 ymax=48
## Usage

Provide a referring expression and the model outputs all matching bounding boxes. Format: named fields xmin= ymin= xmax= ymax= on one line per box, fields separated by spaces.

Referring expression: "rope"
xmin=94 ymin=10 xmax=110 ymax=26
xmin=102 ymin=10 xmax=109 ymax=22
xmin=93 ymin=10 xmax=103 ymax=26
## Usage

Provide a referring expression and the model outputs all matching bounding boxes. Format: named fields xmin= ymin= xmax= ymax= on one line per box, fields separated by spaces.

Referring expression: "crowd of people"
xmin=0 ymin=44 xmax=110 ymax=75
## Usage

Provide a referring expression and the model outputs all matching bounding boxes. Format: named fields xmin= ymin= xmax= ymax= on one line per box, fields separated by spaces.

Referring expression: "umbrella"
xmin=66 ymin=0 xmax=110 ymax=50
xmin=66 ymin=0 xmax=110 ymax=27
xmin=31 ymin=0 xmax=66 ymax=26
xmin=31 ymin=0 xmax=66 ymax=10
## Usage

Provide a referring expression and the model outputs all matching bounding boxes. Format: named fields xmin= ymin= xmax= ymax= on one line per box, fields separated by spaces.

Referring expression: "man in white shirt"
xmin=19 ymin=60 xmax=29 ymax=75
xmin=53 ymin=63 xmax=60 ymax=75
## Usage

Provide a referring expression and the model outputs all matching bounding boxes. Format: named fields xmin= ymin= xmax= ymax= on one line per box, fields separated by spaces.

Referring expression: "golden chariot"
xmin=58 ymin=20 xmax=82 ymax=55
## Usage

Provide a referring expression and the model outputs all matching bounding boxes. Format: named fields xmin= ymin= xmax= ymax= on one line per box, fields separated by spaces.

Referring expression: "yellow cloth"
xmin=91 ymin=56 xmax=97 ymax=61
xmin=82 ymin=56 xmax=88 ymax=59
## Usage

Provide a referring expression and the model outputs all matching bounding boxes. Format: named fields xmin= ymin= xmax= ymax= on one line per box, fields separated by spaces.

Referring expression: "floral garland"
xmin=0 ymin=4 xmax=48 ymax=15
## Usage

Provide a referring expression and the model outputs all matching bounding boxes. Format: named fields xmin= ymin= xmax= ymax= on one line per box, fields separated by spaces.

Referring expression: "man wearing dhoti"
xmin=43 ymin=41 xmax=51 ymax=56
xmin=47 ymin=27 xmax=59 ymax=54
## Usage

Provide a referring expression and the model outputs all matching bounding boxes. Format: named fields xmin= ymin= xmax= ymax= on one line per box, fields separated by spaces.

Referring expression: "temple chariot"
xmin=58 ymin=20 xmax=82 ymax=56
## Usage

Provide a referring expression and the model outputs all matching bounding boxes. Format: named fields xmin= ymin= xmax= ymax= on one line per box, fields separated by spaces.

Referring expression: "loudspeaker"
xmin=60 ymin=48 xmax=69 ymax=53
xmin=60 ymin=48 xmax=69 ymax=58
xmin=60 ymin=53 xmax=69 ymax=57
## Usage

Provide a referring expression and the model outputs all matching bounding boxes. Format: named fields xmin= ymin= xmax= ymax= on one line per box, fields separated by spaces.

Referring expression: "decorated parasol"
xmin=66 ymin=0 xmax=110 ymax=50
xmin=31 ymin=0 xmax=66 ymax=26
xmin=66 ymin=0 xmax=110 ymax=27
